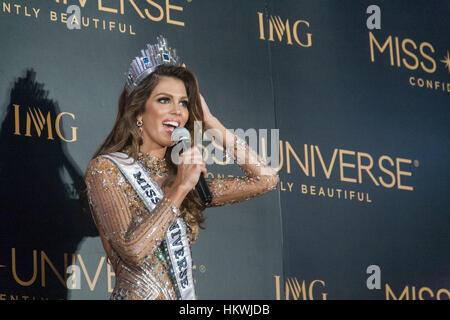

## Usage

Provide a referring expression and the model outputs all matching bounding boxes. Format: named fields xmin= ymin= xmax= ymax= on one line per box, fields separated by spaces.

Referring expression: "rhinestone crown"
xmin=125 ymin=35 xmax=182 ymax=95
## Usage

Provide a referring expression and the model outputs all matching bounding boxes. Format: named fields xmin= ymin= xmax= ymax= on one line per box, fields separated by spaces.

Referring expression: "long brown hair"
xmin=91 ymin=64 xmax=206 ymax=229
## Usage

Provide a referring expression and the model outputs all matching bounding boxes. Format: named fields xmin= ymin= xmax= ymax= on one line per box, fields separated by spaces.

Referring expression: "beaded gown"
xmin=85 ymin=135 xmax=279 ymax=300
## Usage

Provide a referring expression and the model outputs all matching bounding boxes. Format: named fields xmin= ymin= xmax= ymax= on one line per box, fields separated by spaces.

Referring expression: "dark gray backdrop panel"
xmin=268 ymin=0 xmax=449 ymax=299
xmin=0 ymin=0 xmax=282 ymax=300
xmin=0 ymin=0 xmax=448 ymax=300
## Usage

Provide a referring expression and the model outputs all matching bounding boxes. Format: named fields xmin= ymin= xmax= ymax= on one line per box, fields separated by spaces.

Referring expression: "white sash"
xmin=102 ymin=152 xmax=196 ymax=300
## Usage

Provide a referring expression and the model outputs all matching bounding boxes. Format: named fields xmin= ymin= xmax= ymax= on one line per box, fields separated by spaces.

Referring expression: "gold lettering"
xmin=315 ymin=146 xmax=338 ymax=179
xmin=166 ymin=0 xmax=184 ymax=26
xmin=395 ymin=36 xmax=401 ymax=67
xmin=436 ymin=288 xmax=450 ymax=300
xmin=61 ymin=13 xmax=67 ymax=23
xmin=128 ymin=0 xmax=145 ymax=19
xmin=287 ymin=182 xmax=294 ymax=192
xmin=301 ymin=184 xmax=307 ymax=194
xmin=357 ymin=152 xmax=379 ymax=186
xmin=3 ymin=2 xmax=10 ymax=13
xmin=349 ymin=190 xmax=355 ymax=200
xmin=318 ymin=187 xmax=325 ymax=197
xmin=98 ymin=0 xmax=118 ymax=13
xmin=418 ymin=287 xmax=434 ymax=300
xmin=119 ymin=0 xmax=125 ymax=14
xmin=274 ymin=275 xmax=281 ymax=300
xmin=55 ymin=112 xmax=78 ymax=142
xmin=33 ymin=8 xmax=40 ymax=18
xmin=386 ymin=283 xmax=409 ymax=300
xmin=24 ymin=6 xmax=31 ymax=17
xmin=77 ymin=255 xmax=105 ymax=291
xmin=293 ymin=20 xmax=312 ymax=47
xmin=71 ymin=14 xmax=80 ymax=26
xmin=92 ymin=18 xmax=99 ymax=28
xmin=145 ymin=0 xmax=164 ymax=22
xmin=50 ymin=11 xmax=58 ymax=21
xmin=13 ymin=104 xmax=21 ymax=135
xmin=308 ymin=280 xmax=326 ymax=300
xmin=396 ymin=158 xmax=413 ymax=191
xmin=258 ymin=12 xmax=265 ymax=40
xmin=12 ymin=248 xmax=38 ymax=286
xmin=369 ymin=32 xmax=394 ymax=66
xmin=285 ymin=278 xmax=306 ymax=300
xmin=419 ymin=42 xmax=436 ymax=73
xmin=286 ymin=142 xmax=309 ymax=175
xmin=402 ymin=38 xmax=419 ymax=70
xmin=269 ymin=16 xmax=292 ymax=44
xmin=40 ymin=251 xmax=67 ymax=288
xmin=378 ymin=155 xmax=396 ymax=188
xmin=339 ymin=149 xmax=357 ymax=183
xmin=310 ymin=145 xmax=316 ymax=177
xmin=107 ymin=261 xmax=115 ymax=293
xmin=24 ymin=108 xmax=54 ymax=140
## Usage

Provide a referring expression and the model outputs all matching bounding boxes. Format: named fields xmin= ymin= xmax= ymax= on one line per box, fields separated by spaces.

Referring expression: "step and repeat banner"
xmin=0 ymin=0 xmax=448 ymax=300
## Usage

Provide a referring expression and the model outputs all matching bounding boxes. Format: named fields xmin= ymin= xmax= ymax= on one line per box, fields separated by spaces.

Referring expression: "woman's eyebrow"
xmin=155 ymin=92 xmax=188 ymax=99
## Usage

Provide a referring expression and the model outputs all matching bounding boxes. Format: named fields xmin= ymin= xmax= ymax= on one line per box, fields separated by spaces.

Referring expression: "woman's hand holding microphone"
xmin=166 ymin=146 xmax=207 ymax=208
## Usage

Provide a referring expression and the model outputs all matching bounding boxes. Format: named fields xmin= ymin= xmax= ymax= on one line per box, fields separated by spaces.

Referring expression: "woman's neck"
xmin=139 ymin=143 xmax=167 ymax=159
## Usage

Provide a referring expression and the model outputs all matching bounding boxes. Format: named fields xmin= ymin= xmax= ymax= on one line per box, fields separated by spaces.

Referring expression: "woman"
xmin=85 ymin=38 xmax=279 ymax=300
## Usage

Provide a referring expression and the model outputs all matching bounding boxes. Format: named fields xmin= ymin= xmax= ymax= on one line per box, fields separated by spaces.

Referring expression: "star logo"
xmin=440 ymin=50 xmax=450 ymax=73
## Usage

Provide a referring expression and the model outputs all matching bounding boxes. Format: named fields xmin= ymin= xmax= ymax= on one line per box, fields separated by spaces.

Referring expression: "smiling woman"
xmin=83 ymin=36 xmax=279 ymax=300
xmin=137 ymin=77 xmax=190 ymax=152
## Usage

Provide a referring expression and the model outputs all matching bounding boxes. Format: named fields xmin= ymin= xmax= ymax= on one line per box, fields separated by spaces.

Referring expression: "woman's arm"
xmin=200 ymin=97 xmax=279 ymax=207
xmin=85 ymin=157 xmax=188 ymax=266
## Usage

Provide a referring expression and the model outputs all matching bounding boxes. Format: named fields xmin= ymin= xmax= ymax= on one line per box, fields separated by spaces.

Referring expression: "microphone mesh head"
xmin=171 ymin=127 xmax=190 ymax=143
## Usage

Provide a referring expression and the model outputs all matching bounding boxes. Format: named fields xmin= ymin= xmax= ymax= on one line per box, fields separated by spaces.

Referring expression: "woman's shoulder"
xmin=85 ymin=154 xmax=124 ymax=178
xmin=86 ymin=152 xmax=134 ymax=170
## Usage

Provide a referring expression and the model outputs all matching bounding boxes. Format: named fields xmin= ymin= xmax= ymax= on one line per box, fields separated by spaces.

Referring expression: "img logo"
xmin=257 ymin=12 xmax=312 ymax=47
xmin=274 ymin=275 xmax=327 ymax=300
xmin=13 ymin=104 xmax=78 ymax=143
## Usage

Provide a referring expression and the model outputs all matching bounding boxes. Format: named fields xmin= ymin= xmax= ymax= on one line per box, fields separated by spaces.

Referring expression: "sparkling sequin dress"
xmin=85 ymin=136 xmax=279 ymax=300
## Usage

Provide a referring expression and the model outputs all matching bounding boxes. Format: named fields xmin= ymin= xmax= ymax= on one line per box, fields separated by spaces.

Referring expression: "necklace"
xmin=137 ymin=152 xmax=169 ymax=177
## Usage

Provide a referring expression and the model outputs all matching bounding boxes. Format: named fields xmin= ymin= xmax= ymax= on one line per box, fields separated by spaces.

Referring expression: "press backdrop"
xmin=0 ymin=0 xmax=448 ymax=300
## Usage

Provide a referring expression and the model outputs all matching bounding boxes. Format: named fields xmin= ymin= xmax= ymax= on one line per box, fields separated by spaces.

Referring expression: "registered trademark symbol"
xmin=414 ymin=160 xmax=420 ymax=167
xmin=199 ymin=265 xmax=206 ymax=273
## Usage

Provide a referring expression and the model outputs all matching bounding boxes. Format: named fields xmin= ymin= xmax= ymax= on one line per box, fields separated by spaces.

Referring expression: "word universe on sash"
xmin=168 ymin=220 xmax=190 ymax=289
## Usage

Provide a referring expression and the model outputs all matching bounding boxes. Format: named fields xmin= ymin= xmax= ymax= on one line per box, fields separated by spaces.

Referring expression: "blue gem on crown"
xmin=125 ymin=35 xmax=182 ymax=95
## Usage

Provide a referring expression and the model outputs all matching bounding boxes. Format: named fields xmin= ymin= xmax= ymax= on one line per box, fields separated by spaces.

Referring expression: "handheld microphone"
xmin=171 ymin=127 xmax=212 ymax=205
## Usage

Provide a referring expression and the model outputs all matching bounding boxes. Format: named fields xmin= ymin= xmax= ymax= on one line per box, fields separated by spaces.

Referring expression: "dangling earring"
xmin=136 ymin=119 xmax=143 ymax=132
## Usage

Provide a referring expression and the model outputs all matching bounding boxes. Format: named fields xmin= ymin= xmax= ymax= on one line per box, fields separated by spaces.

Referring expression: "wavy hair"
xmin=90 ymin=64 xmax=206 ymax=230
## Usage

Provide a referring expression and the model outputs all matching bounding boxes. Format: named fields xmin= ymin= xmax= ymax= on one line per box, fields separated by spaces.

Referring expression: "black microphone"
xmin=171 ymin=127 xmax=212 ymax=205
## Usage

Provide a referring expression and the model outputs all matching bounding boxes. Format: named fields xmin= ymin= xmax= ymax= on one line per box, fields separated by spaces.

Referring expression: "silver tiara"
xmin=125 ymin=35 xmax=182 ymax=95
